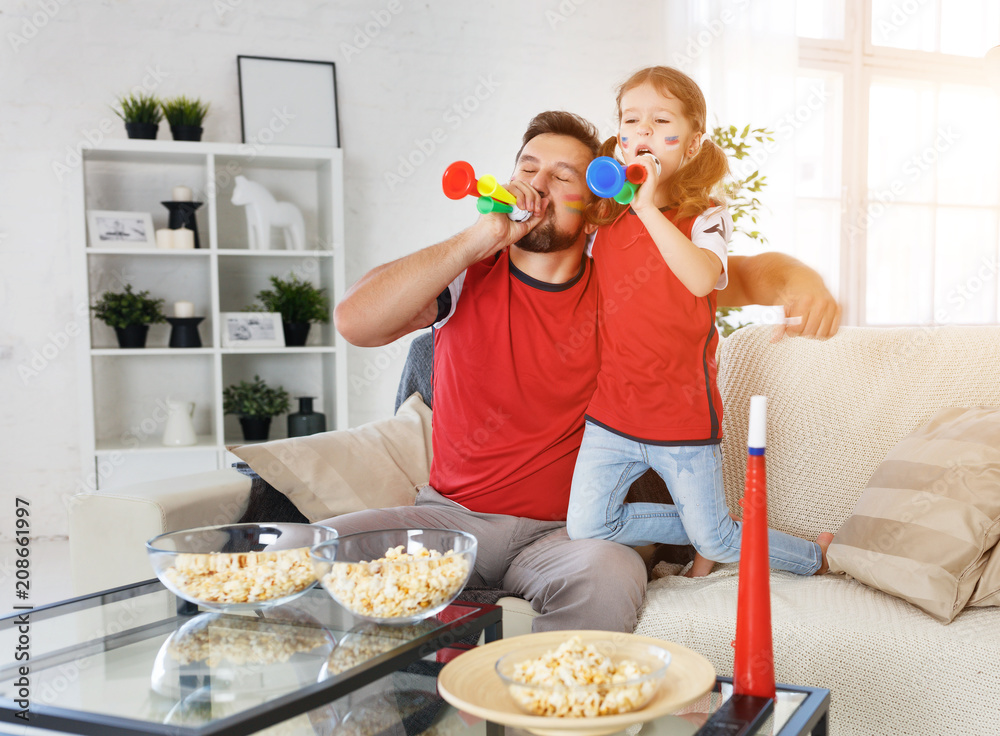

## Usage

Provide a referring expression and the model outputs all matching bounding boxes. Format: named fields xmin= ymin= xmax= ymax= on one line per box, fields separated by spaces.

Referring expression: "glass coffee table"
xmin=0 ymin=580 xmax=828 ymax=736
xmin=0 ymin=579 xmax=501 ymax=735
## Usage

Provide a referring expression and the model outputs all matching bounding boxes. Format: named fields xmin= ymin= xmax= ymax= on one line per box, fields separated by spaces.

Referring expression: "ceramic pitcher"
xmin=162 ymin=400 xmax=197 ymax=446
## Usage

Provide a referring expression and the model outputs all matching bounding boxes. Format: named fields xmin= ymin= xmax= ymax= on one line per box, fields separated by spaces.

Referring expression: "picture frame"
xmin=221 ymin=312 xmax=286 ymax=348
xmin=237 ymin=55 xmax=340 ymax=148
xmin=87 ymin=210 xmax=156 ymax=249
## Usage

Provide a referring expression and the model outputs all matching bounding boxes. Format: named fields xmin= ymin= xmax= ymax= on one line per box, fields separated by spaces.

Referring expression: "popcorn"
xmin=163 ymin=548 xmax=316 ymax=604
xmin=321 ymin=544 xmax=470 ymax=620
xmin=506 ymin=636 xmax=657 ymax=717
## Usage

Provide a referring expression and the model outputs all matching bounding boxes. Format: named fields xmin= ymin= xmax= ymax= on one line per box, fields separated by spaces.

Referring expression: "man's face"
xmin=510 ymin=133 xmax=595 ymax=254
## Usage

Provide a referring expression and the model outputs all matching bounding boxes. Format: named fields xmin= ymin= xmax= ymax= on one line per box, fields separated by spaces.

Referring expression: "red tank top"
xmin=430 ymin=251 xmax=600 ymax=521
xmin=586 ymin=208 xmax=723 ymax=444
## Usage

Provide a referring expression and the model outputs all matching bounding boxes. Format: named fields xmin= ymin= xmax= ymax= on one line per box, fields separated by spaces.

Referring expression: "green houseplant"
xmin=160 ymin=95 xmax=210 ymax=142
xmin=711 ymin=124 xmax=773 ymax=338
xmin=91 ymin=283 xmax=166 ymax=348
xmin=251 ymin=274 xmax=330 ymax=347
xmin=223 ymin=374 xmax=290 ymax=441
xmin=112 ymin=92 xmax=163 ymax=140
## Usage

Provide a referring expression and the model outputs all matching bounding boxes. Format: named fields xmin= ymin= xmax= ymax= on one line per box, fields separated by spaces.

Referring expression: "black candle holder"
xmin=167 ymin=317 xmax=204 ymax=348
xmin=161 ymin=201 xmax=203 ymax=249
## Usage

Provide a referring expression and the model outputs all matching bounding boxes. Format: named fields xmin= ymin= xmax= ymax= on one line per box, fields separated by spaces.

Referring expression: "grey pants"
xmin=317 ymin=486 xmax=647 ymax=633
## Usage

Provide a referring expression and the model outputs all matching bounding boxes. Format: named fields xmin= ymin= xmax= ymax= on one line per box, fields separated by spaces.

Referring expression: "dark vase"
xmin=283 ymin=322 xmax=311 ymax=347
xmin=114 ymin=324 xmax=149 ymax=348
xmin=287 ymin=397 xmax=326 ymax=438
xmin=170 ymin=124 xmax=203 ymax=142
xmin=167 ymin=317 xmax=204 ymax=348
xmin=125 ymin=122 xmax=158 ymax=139
xmin=239 ymin=416 xmax=272 ymax=441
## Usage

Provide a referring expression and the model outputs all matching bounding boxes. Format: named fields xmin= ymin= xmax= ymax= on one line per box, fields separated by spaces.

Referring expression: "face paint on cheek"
xmin=664 ymin=136 xmax=680 ymax=146
xmin=620 ymin=137 xmax=629 ymax=151
xmin=562 ymin=193 xmax=585 ymax=214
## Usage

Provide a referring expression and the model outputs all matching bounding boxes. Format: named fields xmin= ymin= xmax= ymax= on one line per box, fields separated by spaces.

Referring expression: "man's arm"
xmin=721 ymin=253 xmax=841 ymax=339
xmin=334 ymin=214 xmax=537 ymax=347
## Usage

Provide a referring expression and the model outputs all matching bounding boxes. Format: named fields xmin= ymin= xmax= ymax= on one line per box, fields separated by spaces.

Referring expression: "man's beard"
xmin=515 ymin=204 xmax=585 ymax=254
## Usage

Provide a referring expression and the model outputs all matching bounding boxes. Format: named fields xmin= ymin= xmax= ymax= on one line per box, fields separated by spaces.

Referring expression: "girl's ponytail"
xmin=665 ymin=137 xmax=730 ymax=220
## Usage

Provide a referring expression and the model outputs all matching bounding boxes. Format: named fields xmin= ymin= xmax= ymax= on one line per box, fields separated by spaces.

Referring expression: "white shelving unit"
xmin=71 ymin=139 xmax=347 ymax=490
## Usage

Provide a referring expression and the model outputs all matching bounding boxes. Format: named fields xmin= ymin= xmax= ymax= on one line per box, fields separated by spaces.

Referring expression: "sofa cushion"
xmin=229 ymin=393 xmax=433 ymax=522
xmin=716 ymin=325 xmax=1000 ymax=543
xmin=826 ymin=406 xmax=1000 ymax=622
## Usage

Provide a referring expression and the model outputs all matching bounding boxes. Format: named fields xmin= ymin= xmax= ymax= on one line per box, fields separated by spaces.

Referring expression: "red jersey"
xmin=586 ymin=208 xmax=725 ymax=444
xmin=430 ymin=251 xmax=600 ymax=521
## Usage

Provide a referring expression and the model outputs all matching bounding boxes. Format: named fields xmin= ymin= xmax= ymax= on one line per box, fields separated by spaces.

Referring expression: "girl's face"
xmin=617 ymin=82 xmax=700 ymax=182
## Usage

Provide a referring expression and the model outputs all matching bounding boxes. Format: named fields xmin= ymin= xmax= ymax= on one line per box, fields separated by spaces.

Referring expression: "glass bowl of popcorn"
xmin=147 ymin=523 xmax=338 ymax=612
xmin=310 ymin=528 xmax=477 ymax=625
xmin=495 ymin=636 xmax=671 ymax=718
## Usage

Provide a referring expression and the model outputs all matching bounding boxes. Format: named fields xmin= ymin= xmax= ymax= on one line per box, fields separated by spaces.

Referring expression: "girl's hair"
xmin=589 ymin=66 xmax=729 ymax=226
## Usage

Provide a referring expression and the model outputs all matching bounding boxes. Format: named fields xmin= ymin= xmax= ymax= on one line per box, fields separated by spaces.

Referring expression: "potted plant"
xmin=112 ymin=93 xmax=163 ymax=140
xmin=711 ymin=123 xmax=773 ymax=337
xmin=251 ymin=274 xmax=330 ymax=347
xmin=91 ymin=283 xmax=166 ymax=348
xmin=223 ymin=375 xmax=290 ymax=441
xmin=160 ymin=95 xmax=210 ymax=142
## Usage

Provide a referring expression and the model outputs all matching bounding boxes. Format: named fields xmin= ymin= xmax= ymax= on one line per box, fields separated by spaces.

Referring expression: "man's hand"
xmin=772 ymin=281 xmax=841 ymax=341
xmin=722 ymin=253 xmax=842 ymax=341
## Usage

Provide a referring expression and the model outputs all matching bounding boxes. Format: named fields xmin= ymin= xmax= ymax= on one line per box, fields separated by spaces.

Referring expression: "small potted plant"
xmin=251 ymin=274 xmax=330 ymax=347
xmin=160 ymin=95 xmax=210 ymax=142
xmin=91 ymin=284 xmax=166 ymax=348
xmin=112 ymin=93 xmax=163 ymax=140
xmin=223 ymin=375 xmax=290 ymax=441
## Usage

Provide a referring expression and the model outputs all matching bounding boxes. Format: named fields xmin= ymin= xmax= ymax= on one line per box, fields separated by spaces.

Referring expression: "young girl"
xmin=566 ymin=66 xmax=832 ymax=577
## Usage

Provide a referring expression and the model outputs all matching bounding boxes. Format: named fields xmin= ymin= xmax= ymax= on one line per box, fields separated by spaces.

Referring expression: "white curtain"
xmin=663 ymin=0 xmax=799 ymax=263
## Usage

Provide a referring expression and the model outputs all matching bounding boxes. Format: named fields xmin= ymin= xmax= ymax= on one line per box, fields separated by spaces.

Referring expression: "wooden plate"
xmin=437 ymin=630 xmax=716 ymax=736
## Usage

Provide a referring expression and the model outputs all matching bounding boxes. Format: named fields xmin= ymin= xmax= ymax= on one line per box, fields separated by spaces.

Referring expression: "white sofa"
xmin=70 ymin=325 xmax=1000 ymax=736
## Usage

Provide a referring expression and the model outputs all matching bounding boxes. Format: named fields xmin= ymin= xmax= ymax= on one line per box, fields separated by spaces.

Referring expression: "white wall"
xmin=0 ymin=0 xmax=667 ymax=539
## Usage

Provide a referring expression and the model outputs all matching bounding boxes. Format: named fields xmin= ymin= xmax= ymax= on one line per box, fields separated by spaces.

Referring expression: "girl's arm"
xmin=633 ymin=206 xmax=723 ymax=297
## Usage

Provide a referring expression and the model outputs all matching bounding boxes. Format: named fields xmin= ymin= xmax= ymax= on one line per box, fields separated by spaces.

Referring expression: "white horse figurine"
xmin=231 ymin=175 xmax=306 ymax=250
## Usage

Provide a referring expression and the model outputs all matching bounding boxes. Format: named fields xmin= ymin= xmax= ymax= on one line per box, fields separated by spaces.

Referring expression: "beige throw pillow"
xmin=827 ymin=406 xmax=1000 ymax=623
xmin=230 ymin=393 xmax=433 ymax=522
xmin=968 ymin=543 xmax=1000 ymax=607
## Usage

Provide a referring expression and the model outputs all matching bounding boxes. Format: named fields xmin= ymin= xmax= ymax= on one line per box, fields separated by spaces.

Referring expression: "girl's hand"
xmin=628 ymin=155 xmax=660 ymax=214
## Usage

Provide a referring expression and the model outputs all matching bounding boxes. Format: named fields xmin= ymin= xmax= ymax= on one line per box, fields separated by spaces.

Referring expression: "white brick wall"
xmin=0 ymin=0 xmax=666 ymax=538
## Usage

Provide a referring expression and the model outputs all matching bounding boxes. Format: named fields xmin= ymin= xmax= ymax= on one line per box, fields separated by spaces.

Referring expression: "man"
xmin=328 ymin=111 xmax=840 ymax=633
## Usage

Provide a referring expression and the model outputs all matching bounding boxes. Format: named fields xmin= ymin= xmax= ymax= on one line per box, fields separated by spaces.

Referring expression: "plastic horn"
xmin=476 ymin=175 xmax=517 ymax=205
xmin=442 ymin=161 xmax=481 ymax=200
xmin=613 ymin=181 xmax=639 ymax=205
xmin=733 ymin=395 xmax=777 ymax=700
xmin=476 ymin=196 xmax=513 ymax=215
xmin=475 ymin=196 xmax=531 ymax=222
xmin=585 ymin=156 xmax=627 ymax=199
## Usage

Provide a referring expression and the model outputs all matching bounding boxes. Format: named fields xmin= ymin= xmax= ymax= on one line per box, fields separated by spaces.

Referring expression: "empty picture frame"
xmin=238 ymin=55 xmax=340 ymax=147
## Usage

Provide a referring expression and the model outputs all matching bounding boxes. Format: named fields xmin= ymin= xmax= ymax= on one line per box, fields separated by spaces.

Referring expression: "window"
xmin=798 ymin=1 xmax=1000 ymax=325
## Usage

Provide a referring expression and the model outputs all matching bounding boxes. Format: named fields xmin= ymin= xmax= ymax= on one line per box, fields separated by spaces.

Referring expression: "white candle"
xmin=174 ymin=301 xmax=195 ymax=318
xmin=155 ymin=228 xmax=174 ymax=249
xmin=173 ymin=227 xmax=195 ymax=249
xmin=172 ymin=185 xmax=193 ymax=202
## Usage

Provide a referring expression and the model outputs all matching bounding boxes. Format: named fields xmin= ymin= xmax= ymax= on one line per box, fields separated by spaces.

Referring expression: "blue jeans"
xmin=567 ymin=421 xmax=821 ymax=575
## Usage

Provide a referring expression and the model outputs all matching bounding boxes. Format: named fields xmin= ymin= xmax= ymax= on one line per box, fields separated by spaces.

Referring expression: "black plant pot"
xmin=239 ymin=416 xmax=272 ymax=441
xmin=171 ymin=124 xmax=203 ymax=142
xmin=114 ymin=324 xmax=150 ymax=348
xmin=283 ymin=322 xmax=311 ymax=347
xmin=125 ymin=122 xmax=159 ymax=140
